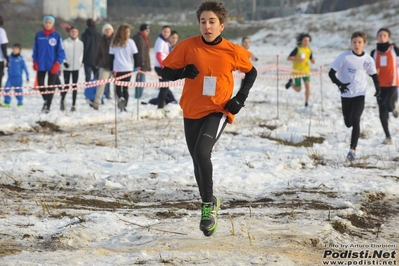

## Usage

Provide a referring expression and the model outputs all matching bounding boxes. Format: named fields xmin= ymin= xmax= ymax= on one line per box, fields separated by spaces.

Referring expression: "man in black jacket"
xmin=81 ymin=18 xmax=101 ymax=82
xmin=132 ymin=24 xmax=151 ymax=99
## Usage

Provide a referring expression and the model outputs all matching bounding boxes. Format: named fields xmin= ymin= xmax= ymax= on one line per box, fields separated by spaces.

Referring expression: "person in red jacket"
xmin=32 ymin=15 xmax=66 ymax=113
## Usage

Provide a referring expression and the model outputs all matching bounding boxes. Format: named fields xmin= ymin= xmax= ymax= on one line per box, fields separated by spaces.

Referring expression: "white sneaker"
xmin=382 ymin=137 xmax=392 ymax=145
xmin=393 ymin=102 xmax=399 ymax=118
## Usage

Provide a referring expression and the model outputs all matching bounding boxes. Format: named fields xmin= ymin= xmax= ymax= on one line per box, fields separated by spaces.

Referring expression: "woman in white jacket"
xmin=61 ymin=27 xmax=84 ymax=112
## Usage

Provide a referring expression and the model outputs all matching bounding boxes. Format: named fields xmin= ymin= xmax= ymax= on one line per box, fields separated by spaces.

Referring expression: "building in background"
xmin=43 ymin=0 xmax=107 ymax=21
xmin=1 ymin=0 xmax=107 ymax=20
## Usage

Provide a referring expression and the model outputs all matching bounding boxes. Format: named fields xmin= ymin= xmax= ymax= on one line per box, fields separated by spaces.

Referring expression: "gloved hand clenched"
xmin=50 ymin=62 xmax=60 ymax=74
xmin=181 ymin=64 xmax=199 ymax=79
xmin=224 ymin=92 xmax=246 ymax=115
xmin=338 ymin=82 xmax=350 ymax=94
xmin=374 ymin=85 xmax=381 ymax=97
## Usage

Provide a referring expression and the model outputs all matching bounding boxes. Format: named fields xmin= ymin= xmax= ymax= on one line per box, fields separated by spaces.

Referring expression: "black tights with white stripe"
xmin=184 ymin=112 xmax=227 ymax=203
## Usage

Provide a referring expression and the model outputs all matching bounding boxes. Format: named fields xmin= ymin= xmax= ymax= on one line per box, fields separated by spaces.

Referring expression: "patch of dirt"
xmin=260 ymin=134 xmax=325 ymax=147
xmin=33 ymin=121 xmax=62 ymax=133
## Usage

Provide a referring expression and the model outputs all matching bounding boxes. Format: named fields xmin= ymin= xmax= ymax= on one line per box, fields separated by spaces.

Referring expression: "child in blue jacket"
xmin=32 ymin=15 xmax=65 ymax=113
xmin=2 ymin=43 xmax=29 ymax=107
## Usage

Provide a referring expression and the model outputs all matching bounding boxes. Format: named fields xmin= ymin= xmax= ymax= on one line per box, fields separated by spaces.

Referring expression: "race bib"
xmin=203 ymin=76 xmax=216 ymax=96
xmin=380 ymin=56 xmax=387 ymax=67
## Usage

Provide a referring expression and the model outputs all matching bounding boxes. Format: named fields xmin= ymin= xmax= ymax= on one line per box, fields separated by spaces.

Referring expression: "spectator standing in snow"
xmin=162 ymin=1 xmax=257 ymax=237
xmin=1 ymin=43 xmax=29 ymax=108
xmin=32 ymin=15 xmax=66 ymax=113
xmin=91 ymin=23 xmax=114 ymax=110
xmin=109 ymin=24 xmax=138 ymax=112
xmin=241 ymin=36 xmax=258 ymax=62
xmin=61 ymin=26 xmax=83 ymax=112
xmin=146 ymin=29 xmax=178 ymax=106
xmin=132 ymin=23 xmax=151 ymax=99
xmin=370 ymin=28 xmax=399 ymax=145
xmin=329 ymin=31 xmax=380 ymax=161
xmin=169 ymin=30 xmax=179 ymax=51
xmin=0 ymin=15 xmax=9 ymax=93
xmin=81 ymin=18 xmax=101 ymax=82
xmin=240 ymin=36 xmax=258 ymax=88
xmin=285 ymin=33 xmax=315 ymax=107
xmin=154 ymin=25 xmax=171 ymax=109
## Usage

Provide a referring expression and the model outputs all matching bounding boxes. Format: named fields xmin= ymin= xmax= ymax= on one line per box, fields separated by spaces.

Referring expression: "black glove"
xmin=181 ymin=64 xmax=199 ymax=79
xmin=338 ymin=82 xmax=350 ymax=94
xmin=63 ymin=62 xmax=70 ymax=68
xmin=374 ymin=85 xmax=381 ymax=97
xmin=225 ymin=93 xmax=246 ymax=115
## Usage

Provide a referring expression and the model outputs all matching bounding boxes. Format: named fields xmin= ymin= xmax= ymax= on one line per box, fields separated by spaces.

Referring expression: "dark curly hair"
xmin=196 ymin=1 xmax=228 ymax=24
xmin=296 ymin=33 xmax=312 ymax=45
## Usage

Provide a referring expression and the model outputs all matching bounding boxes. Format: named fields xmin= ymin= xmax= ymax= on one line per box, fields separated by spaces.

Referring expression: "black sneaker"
xmin=42 ymin=102 xmax=47 ymax=113
xmin=305 ymin=102 xmax=308 ymax=107
xmin=70 ymin=106 xmax=76 ymax=112
xmin=285 ymin=79 xmax=293 ymax=89
xmin=200 ymin=196 xmax=220 ymax=237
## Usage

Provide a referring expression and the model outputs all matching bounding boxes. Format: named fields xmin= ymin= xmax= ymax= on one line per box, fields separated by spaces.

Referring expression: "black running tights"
xmin=377 ymin=87 xmax=397 ymax=138
xmin=37 ymin=71 xmax=57 ymax=107
xmin=184 ymin=113 xmax=227 ymax=203
xmin=115 ymin=71 xmax=131 ymax=106
xmin=61 ymin=70 xmax=79 ymax=106
xmin=341 ymin=96 xmax=365 ymax=150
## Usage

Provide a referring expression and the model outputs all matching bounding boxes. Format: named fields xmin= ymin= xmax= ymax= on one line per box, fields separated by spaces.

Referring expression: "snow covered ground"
xmin=0 ymin=2 xmax=399 ymax=265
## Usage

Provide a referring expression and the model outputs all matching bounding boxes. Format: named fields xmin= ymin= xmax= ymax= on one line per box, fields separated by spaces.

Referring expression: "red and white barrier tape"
xmin=0 ymin=65 xmax=323 ymax=96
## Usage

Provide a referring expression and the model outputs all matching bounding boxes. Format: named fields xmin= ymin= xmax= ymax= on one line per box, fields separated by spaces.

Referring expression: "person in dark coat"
xmin=91 ymin=23 xmax=114 ymax=110
xmin=81 ymin=18 xmax=101 ymax=82
xmin=132 ymin=23 xmax=151 ymax=99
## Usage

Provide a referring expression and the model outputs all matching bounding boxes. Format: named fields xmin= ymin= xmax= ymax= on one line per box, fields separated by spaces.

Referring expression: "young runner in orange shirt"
xmin=371 ymin=28 xmax=399 ymax=145
xmin=162 ymin=1 xmax=257 ymax=237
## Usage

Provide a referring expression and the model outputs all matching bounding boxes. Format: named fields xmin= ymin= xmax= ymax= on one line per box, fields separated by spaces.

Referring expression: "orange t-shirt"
xmin=163 ymin=36 xmax=253 ymax=124
xmin=373 ymin=45 xmax=399 ymax=87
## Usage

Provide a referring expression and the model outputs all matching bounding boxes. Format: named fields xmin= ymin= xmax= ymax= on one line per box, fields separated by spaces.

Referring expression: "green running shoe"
xmin=200 ymin=196 xmax=220 ymax=237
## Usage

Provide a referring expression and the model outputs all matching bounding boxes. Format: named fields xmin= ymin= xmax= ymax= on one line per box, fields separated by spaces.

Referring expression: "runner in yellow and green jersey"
xmin=285 ymin=33 xmax=315 ymax=107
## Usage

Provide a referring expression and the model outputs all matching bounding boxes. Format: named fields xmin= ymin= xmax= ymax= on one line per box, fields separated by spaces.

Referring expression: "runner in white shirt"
xmin=154 ymin=25 xmax=171 ymax=109
xmin=0 ymin=16 xmax=9 ymax=91
xmin=109 ymin=24 xmax=138 ymax=112
xmin=329 ymin=31 xmax=380 ymax=162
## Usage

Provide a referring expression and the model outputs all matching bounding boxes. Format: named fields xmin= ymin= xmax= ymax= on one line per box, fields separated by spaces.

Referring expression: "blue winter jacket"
xmin=8 ymin=53 xmax=29 ymax=80
xmin=32 ymin=30 xmax=65 ymax=71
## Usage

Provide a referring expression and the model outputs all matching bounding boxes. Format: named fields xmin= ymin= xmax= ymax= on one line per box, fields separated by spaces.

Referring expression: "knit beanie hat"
xmin=139 ymin=24 xmax=150 ymax=31
xmin=102 ymin=23 xmax=114 ymax=34
xmin=43 ymin=15 xmax=55 ymax=25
